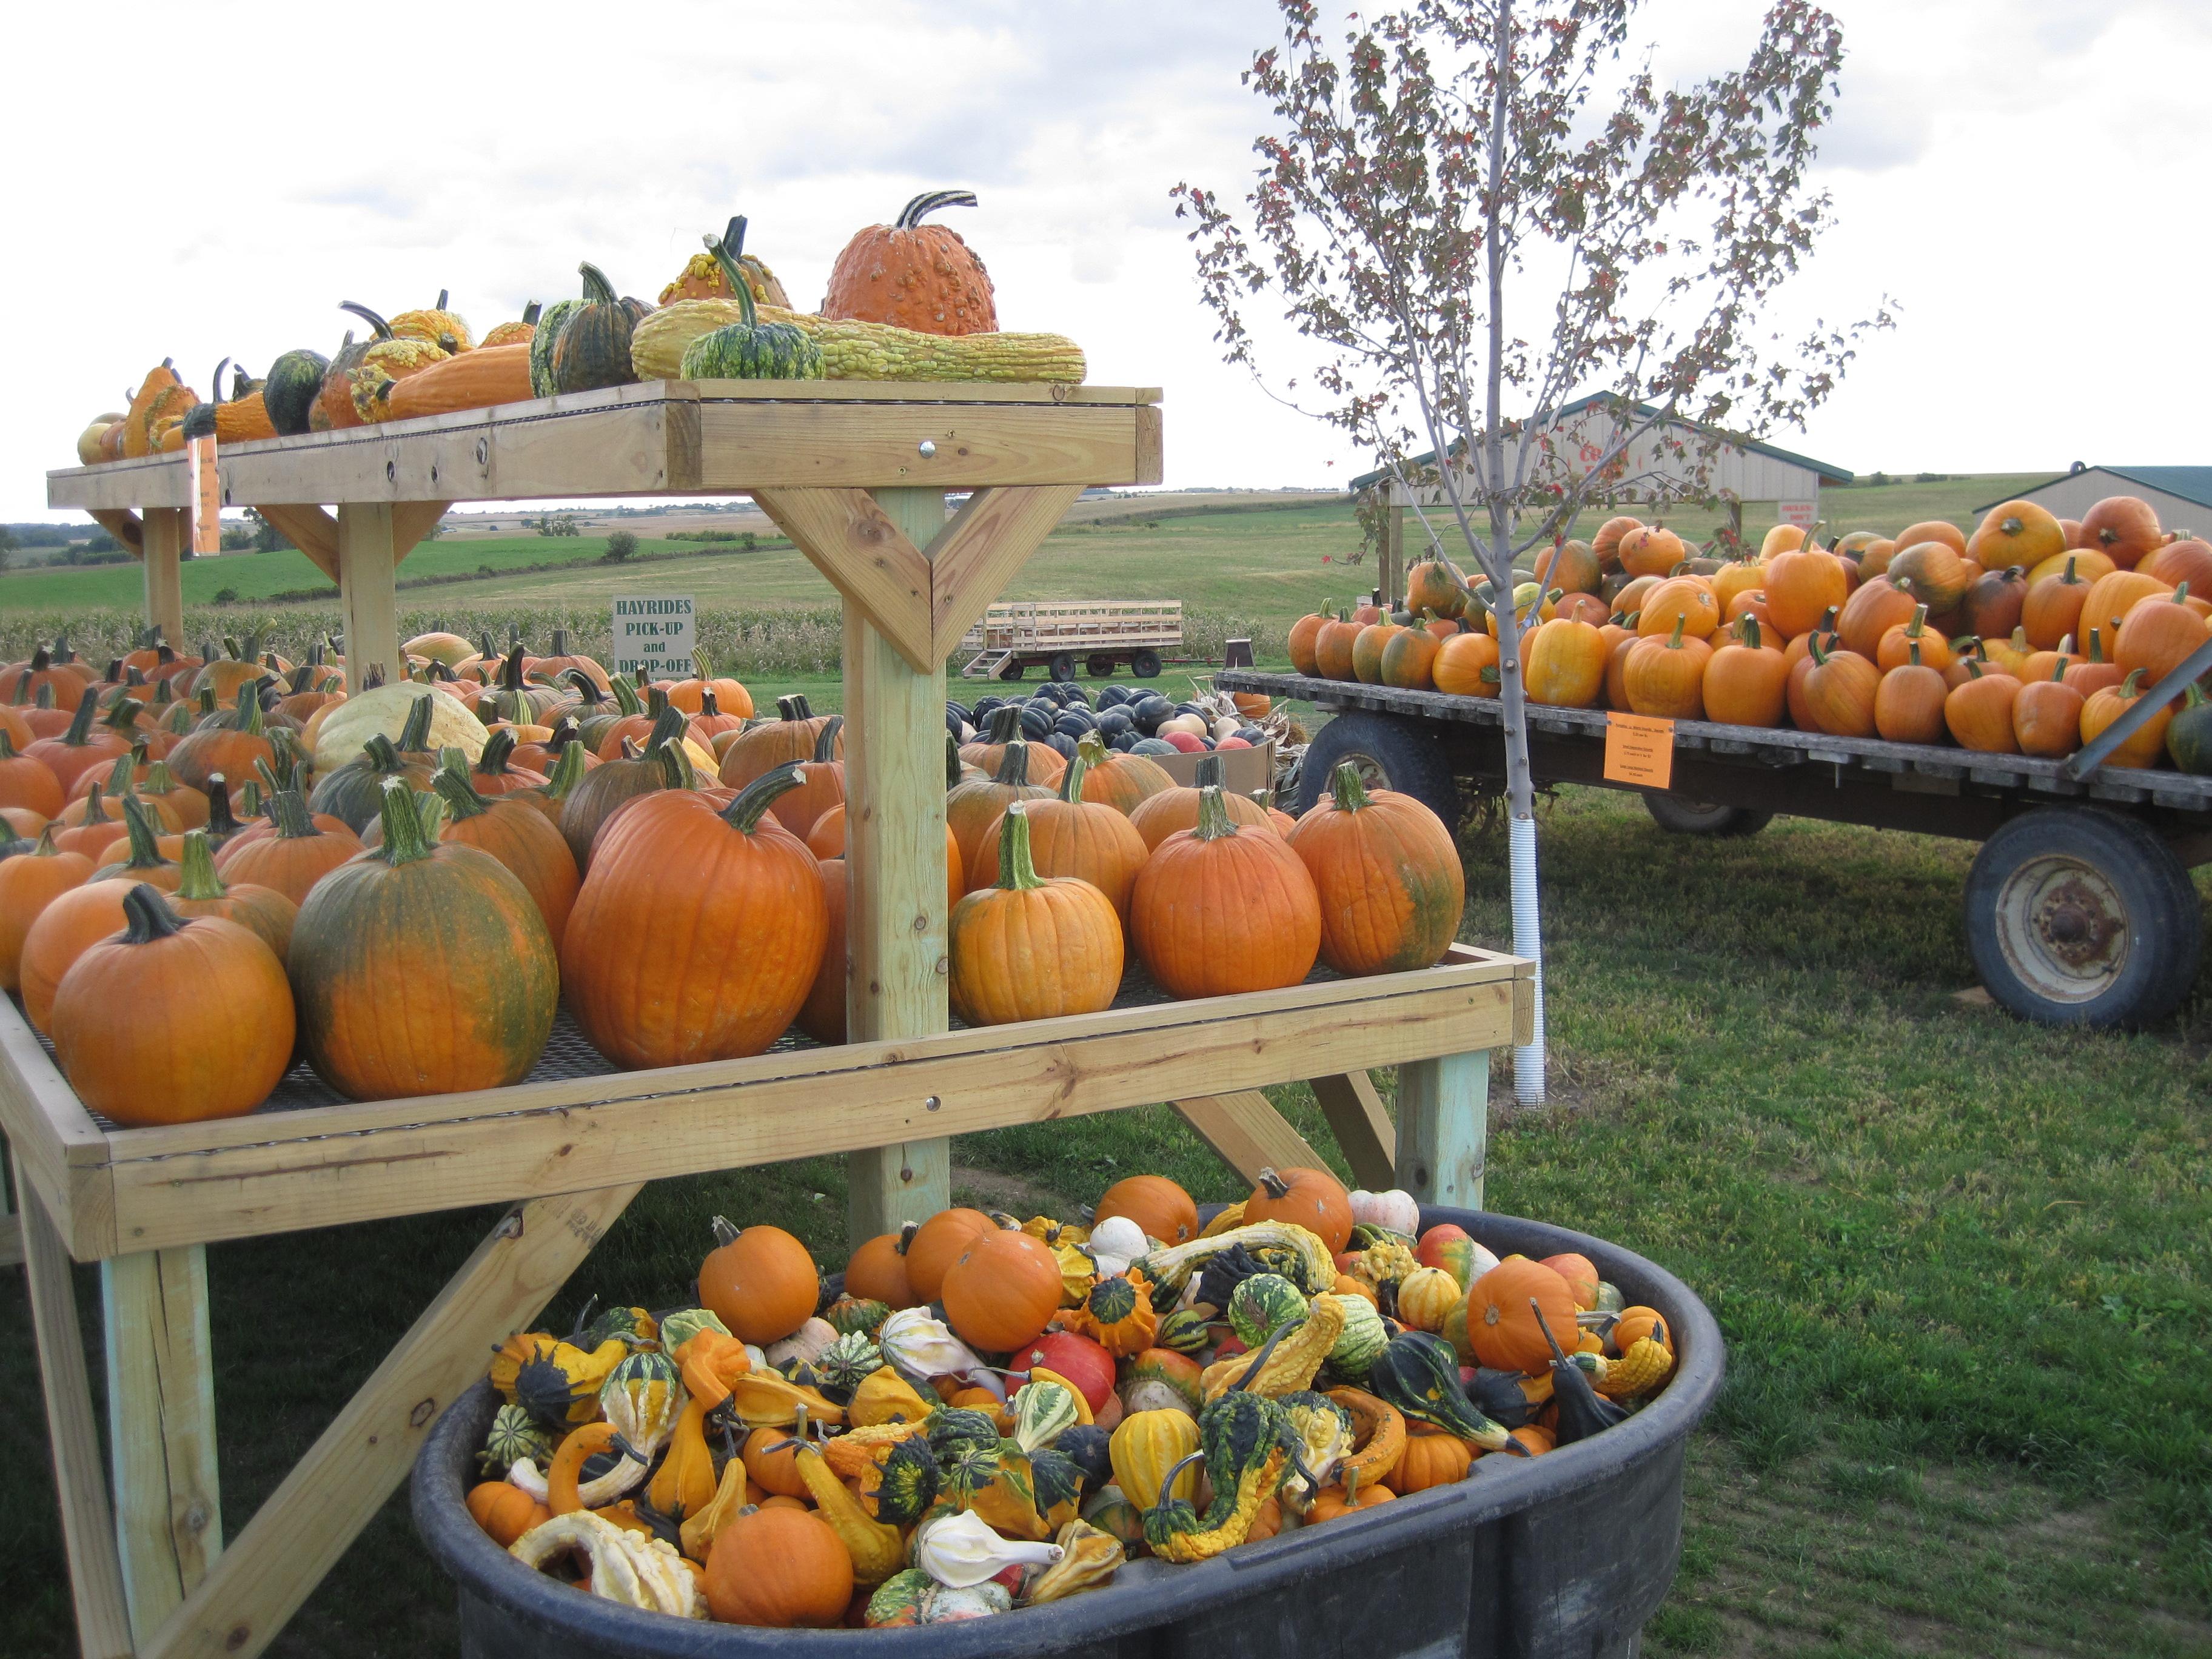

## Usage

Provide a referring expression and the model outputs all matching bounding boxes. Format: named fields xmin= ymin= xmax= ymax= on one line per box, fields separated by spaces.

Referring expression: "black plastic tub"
xmin=412 ymin=1207 xmax=1722 ymax=1659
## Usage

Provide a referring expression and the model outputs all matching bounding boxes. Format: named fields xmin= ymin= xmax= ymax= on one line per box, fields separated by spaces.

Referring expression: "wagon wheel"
xmin=1641 ymin=794 xmax=1772 ymax=838
xmin=1048 ymin=651 xmax=1078 ymax=682
xmin=1131 ymin=649 xmax=1163 ymax=679
xmin=997 ymin=659 xmax=1025 ymax=680
xmin=1964 ymin=808 xmax=2201 ymax=1028
xmin=1085 ymin=654 xmax=1118 ymax=679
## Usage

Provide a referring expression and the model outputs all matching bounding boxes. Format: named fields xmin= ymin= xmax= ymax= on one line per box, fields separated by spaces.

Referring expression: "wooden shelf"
xmin=0 ymin=947 xmax=1529 ymax=1264
xmin=47 ymin=381 xmax=1164 ymax=511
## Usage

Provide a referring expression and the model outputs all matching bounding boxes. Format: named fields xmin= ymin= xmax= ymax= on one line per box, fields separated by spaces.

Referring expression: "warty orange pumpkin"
xmin=1130 ymin=785 xmax=1320 ymax=999
xmin=563 ymin=763 xmax=826 ymax=1069
xmin=1287 ymin=762 xmax=1463 ymax=977
xmin=822 ymin=189 xmax=998 ymax=336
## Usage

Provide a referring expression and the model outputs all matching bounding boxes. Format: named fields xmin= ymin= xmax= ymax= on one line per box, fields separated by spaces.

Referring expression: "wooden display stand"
xmin=18 ymin=381 xmax=1532 ymax=1658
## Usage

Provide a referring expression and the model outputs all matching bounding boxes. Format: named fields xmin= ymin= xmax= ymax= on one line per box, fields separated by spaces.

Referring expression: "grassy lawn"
xmin=5 ymin=785 xmax=2206 ymax=1658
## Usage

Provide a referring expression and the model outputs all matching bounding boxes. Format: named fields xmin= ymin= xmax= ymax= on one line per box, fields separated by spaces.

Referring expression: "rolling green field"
xmin=0 ymin=474 xmax=2055 ymax=658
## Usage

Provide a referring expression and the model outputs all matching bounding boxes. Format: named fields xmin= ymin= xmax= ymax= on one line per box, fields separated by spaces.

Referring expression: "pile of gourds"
xmin=465 ymin=1167 xmax=1680 ymax=1628
xmin=0 ymin=620 xmax=1463 ymax=1124
xmin=1295 ymin=495 xmax=2212 ymax=774
xmin=75 ymin=193 xmax=1088 ymax=464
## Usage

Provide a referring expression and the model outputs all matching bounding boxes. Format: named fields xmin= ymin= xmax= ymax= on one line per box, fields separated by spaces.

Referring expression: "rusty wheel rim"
xmin=1993 ymin=853 xmax=2130 ymax=1004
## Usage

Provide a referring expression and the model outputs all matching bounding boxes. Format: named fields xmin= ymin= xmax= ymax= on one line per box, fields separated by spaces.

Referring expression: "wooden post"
xmin=1395 ymin=1051 xmax=1488 ymax=1210
xmin=142 ymin=508 xmax=187 ymax=649
xmin=844 ymin=486 xmax=953 ymax=1240
xmin=1310 ymin=1071 xmax=1397 ymax=1190
xmin=104 ymin=1247 xmax=221 ymax=1640
xmin=18 ymin=1168 xmax=134 ymax=1659
xmin=337 ymin=504 xmax=398 ymax=685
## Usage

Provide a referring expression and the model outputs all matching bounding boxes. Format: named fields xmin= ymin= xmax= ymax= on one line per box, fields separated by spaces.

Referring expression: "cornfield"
xmin=0 ymin=606 xmax=1286 ymax=677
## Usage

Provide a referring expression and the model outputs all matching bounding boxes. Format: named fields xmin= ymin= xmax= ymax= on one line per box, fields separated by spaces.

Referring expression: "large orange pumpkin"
xmin=1621 ymin=620 xmax=1711 ymax=719
xmin=1287 ymin=762 xmax=1463 ymax=976
xmin=947 ymin=741 xmax=1054 ymax=890
xmin=948 ymin=803 xmax=1123 ymax=1027
xmin=705 ymin=1506 xmax=853 ymax=1627
xmin=430 ymin=757 xmax=580 ymax=950
xmin=1432 ymin=631 xmax=1500 ymax=697
xmin=1243 ymin=1165 xmax=1352 ymax=1253
xmin=1800 ymin=640 xmax=1879 ymax=737
xmin=1763 ymin=547 xmax=1849 ymax=638
xmin=1701 ymin=620 xmax=1788 ymax=728
xmin=2114 ymin=585 xmax=2211 ymax=686
xmin=50 ymin=885 xmax=293 ymax=1128
xmin=1521 ymin=617 xmax=1607 ymax=708
xmin=2077 ymin=496 xmax=2163 ymax=569
xmin=1590 ymin=516 xmax=1642 ymax=571
xmin=562 ymin=765 xmax=826 ymax=1069
xmin=718 ymin=695 xmax=839 ymax=793
xmin=216 ymin=789 xmax=366 ymax=907
xmin=289 ymin=779 xmax=557 ymax=1099
xmin=821 ymin=190 xmax=997 ymax=336
xmin=1467 ymin=1258 xmax=1578 ymax=1374
xmin=1967 ymin=501 xmax=2066 ymax=572
xmin=795 ymin=854 xmax=850 ymax=1045
xmin=969 ymin=748 xmax=1149 ymax=925
xmin=1125 ymin=756 xmax=1273 ymax=851
xmin=1131 ymin=786 xmax=1319 ymax=998
xmin=2079 ymin=669 xmax=2173 ymax=768
xmin=941 ymin=1227 xmax=1064 ymax=1353
xmin=699 ymin=1218 xmax=820 ymax=1346
xmin=1096 ymin=1175 xmax=1200 ymax=1246
xmin=0 ymin=828 xmax=91 ymax=990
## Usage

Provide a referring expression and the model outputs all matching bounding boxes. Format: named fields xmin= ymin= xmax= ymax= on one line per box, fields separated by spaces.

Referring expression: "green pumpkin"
xmin=817 ymin=1330 xmax=883 ymax=1399
xmin=1227 ymin=1273 xmax=1309 ymax=1349
xmin=858 ymin=1434 xmax=940 ymax=1526
xmin=2169 ymin=683 xmax=2212 ymax=774
xmin=528 ymin=297 xmax=586 ymax=398
xmin=308 ymin=696 xmax=438 ymax=833
xmin=478 ymin=1402 xmax=554 ymax=1474
xmin=926 ymin=1407 xmax=1004 ymax=1455
xmin=656 ymin=1307 xmax=729 ymax=1351
xmin=263 ymin=348 xmax=330 ymax=436
xmin=1079 ymin=1483 xmax=1144 ymax=1549
xmin=1368 ymin=1330 xmax=1512 ymax=1449
xmin=677 ymin=235 xmax=823 ymax=382
xmin=1328 ymin=1292 xmax=1389 ymax=1379
xmin=551 ymin=263 xmax=651 ymax=394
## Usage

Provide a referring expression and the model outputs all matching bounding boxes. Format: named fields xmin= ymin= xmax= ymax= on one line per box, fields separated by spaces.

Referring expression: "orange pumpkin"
xmin=1800 ymin=640 xmax=1879 ymax=738
xmin=2077 ymin=496 xmax=2163 ymax=569
xmin=1287 ymin=762 xmax=1464 ymax=976
xmin=1875 ymin=606 xmax=1955 ymax=674
xmin=948 ymin=803 xmax=1123 ymax=1027
xmin=1243 ymin=1165 xmax=1352 ymax=1254
xmin=1702 ymin=620 xmax=1788 ymax=728
xmin=1763 ymin=547 xmax=1849 ymax=638
xmin=2079 ymin=669 xmax=2173 ymax=768
xmin=1378 ymin=626 xmax=1442 ymax=691
xmin=742 ymin=1426 xmax=811 ymax=1499
xmin=1872 ymin=646 xmax=1948 ymax=746
xmin=1621 ymin=620 xmax=1711 ymax=719
xmin=1836 ymin=574 xmax=1920 ymax=660
xmin=1616 ymin=525 xmax=1686 ymax=579
xmin=2114 ymin=585 xmax=2211 ymax=686
xmin=1289 ymin=605 xmax=1333 ymax=677
xmin=1390 ymin=1424 xmax=1475 ymax=1492
xmin=904 ymin=1208 xmax=997 ymax=1303
xmin=947 ymin=741 xmax=1054 ymax=888
xmin=845 ymin=1228 xmax=920 ymax=1309
xmin=821 ymin=190 xmax=997 ymax=335
xmin=968 ymin=747 xmax=1148 ymax=925
xmin=1130 ymin=787 xmax=1320 ymax=999
xmin=2140 ymin=535 xmax=2212 ymax=592
xmin=2013 ymin=668 xmax=2085 ymax=758
xmin=1350 ymin=623 xmax=1402 ymax=685
xmin=1590 ymin=516 xmax=1642 ymax=571
xmin=1431 ymin=631 xmax=1501 ymax=697
xmin=468 ymin=1482 xmax=551 ymax=1547
xmin=1945 ymin=664 xmax=2022 ymax=754
xmin=1307 ymin=1473 xmax=1398 ymax=1522
xmin=1314 ymin=613 xmax=1362 ymax=681
xmin=940 ymin=1227 xmax=1063 ymax=1353
xmin=1467 ymin=1258 xmax=1580 ymax=1374
xmin=1096 ymin=1175 xmax=1201 ymax=1247
xmin=1522 ymin=617 xmax=1607 ymax=707
xmin=1538 ymin=1252 xmax=1601 ymax=1310
xmin=705 ymin=1506 xmax=853 ymax=1627
xmin=0 ymin=828 xmax=91 ymax=991
xmin=1125 ymin=755 xmax=1275 ymax=852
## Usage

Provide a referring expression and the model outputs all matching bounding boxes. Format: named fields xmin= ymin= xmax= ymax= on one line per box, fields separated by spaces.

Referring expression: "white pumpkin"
xmin=310 ymin=682 xmax=488 ymax=772
xmin=1349 ymin=1188 xmax=1422 ymax=1236
xmin=1085 ymin=1215 xmax=1149 ymax=1276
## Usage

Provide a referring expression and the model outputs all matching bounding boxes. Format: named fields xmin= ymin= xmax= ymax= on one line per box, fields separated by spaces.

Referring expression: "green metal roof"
xmin=1347 ymin=394 xmax=1852 ymax=492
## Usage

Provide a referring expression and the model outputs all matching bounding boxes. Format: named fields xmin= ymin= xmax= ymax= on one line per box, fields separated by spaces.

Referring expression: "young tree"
xmin=1175 ymin=0 xmax=1884 ymax=1100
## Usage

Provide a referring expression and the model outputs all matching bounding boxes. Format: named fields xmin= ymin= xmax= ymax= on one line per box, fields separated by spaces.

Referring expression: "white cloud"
xmin=7 ymin=0 xmax=2212 ymax=521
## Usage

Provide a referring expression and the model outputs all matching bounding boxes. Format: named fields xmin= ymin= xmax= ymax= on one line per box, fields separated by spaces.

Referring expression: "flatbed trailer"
xmin=959 ymin=598 xmax=1179 ymax=680
xmin=1218 ymin=668 xmax=2212 ymax=1029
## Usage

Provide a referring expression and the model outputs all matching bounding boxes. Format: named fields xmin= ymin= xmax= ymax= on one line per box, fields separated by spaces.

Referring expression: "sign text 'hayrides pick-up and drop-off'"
xmin=611 ymin=595 xmax=695 ymax=680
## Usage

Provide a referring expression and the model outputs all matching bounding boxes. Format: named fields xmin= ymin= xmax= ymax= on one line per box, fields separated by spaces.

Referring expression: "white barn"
xmin=1979 ymin=466 xmax=2212 ymax=536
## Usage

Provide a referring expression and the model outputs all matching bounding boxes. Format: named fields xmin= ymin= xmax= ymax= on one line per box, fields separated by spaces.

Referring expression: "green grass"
xmin=5 ymin=785 xmax=2207 ymax=1658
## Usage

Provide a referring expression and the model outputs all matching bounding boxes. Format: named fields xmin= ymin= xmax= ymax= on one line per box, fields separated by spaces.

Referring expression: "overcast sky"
xmin=10 ymin=0 xmax=2210 ymax=522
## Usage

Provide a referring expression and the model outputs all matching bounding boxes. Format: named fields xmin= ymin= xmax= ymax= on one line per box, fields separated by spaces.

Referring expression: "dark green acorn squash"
xmin=1055 ymin=1423 xmax=1112 ymax=1491
xmin=264 ymin=348 xmax=332 ymax=435
xmin=925 ymin=1407 xmax=1004 ymax=1455
xmin=528 ymin=297 xmax=587 ymax=398
xmin=677 ymin=235 xmax=823 ymax=382
xmin=550 ymin=263 xmax=651 ymax=394
xmin=1029 ymin=1447 xmax=1085 ymax=1532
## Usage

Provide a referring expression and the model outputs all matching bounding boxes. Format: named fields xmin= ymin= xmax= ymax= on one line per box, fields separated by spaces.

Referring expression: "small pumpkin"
xmin=705 ymin=1506 xmax=853 ymax=1627
xmin=678 ymin=235 xmax=823 ymax=381
xmin=548 ymin=263 xmax=651 ymax=394
xmin=1095 ymin=1174 xmax=1199 ymax=1247
xmin=1390 ymin=1424 xmax=1475 ymax=1492
xmin=698 ymin=1217 xmax=819 ymax=1347
xmin=940 ymin=1226 xmax=1063 ymax=1353
xmin=903 ymin=1208 xmax=997 ymax=1304
xmin=1467 ymin=1258 xmax=1580 ymax=1375
xmin=468 ymin=1481 xmax=549 ymax=1547
xmin=1242 ymin=1165 xmax=1352 ymax=1255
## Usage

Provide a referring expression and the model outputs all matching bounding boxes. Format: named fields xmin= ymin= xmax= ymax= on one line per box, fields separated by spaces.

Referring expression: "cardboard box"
xmin=1147 ymin=739 xmax=1278 ymax=797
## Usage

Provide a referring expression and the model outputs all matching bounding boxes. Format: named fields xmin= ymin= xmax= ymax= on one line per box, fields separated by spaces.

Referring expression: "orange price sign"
xmin=188 ymin=435 xmax=221 ymax=557
xmin=1603 ymin=712 xmax=1675 ymax=788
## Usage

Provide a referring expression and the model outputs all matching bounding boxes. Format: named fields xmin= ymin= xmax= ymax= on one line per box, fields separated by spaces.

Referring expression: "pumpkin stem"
xmin=120 ymin=882 xmax=188 ymax=945
xmin=1907 ymin=641 xmax=1922 ymax=668
xmin=540 ymin=734 xmax=588 ymax=803
xmin=896 ymin=189 xmax=979 ymax=229
xmin=702 ymin=236 xmax=760 ymax=329
xmin=700 ymin=689 xmax=721 ymax=720
xmin=370 ymin=777 xmax=436 ymax=864
xmin=174 ymin=830 xmax=226 ymax=900
xmin=2119 ymin=667 xmax=2147 ymax=698
xmin=813 ymin=716 xmax=845 ymax=764
xmin=1664 ymin=616 xmax=1686 ymax=650
xmin=1057 ymin=746 xmax=1090 ymax=805
xmin=1191 ymin=783 xmax=1242 ymax=842
xmin=709 ymin=1216 xmax=740 ymax=1249
xmin=58 ymin=691 xmax=99 ymax=746
xmin=1256 ymin=1167 xmax=1291 ymax=1200
xmin=946 ymin=732 xmax=965 ymax=789
xmin=338 ymin=301 xmax=396 ymax=341
xmin=267 ymin=788 xmax=321 ymax=841
xmin=1195 ymin=753 xmax=1224 ymax=789
xmin=1807 ymin=636 xmax=1831 ymax=667
xmin=993 ymin=801 xmax=1047 ymax=892
xmin=720 ymin=762 xmax=808 ymax=834
xmin=204 ymin=776 xmax=241 ymax=840
xmin=993 ymin=740 xmax=1034 ymax=786
xmin=115 ymin=795 xmax=168 ymax=872
xmin=1329 ymin=760 xmax=1372 ymax=813
xmin=433 ymin=749 xmax=491 ymax=821
xmin=78 ymin=782 xmax=112 ymax=827
xmin=477 ymin=728 xmax=518 ymax=776
xmin=896 ymin=1221 xmax=918 ymax=1255
xmin=653 ymin=736 xmax=701 ymax=791
xmin=576 ymin=263 xmax=619 ymax=308
xmin=231 ymin=682 xmax=264 ymax=737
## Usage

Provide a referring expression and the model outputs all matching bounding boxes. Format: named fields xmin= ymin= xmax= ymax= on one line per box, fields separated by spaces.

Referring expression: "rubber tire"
xmin=1964 ymin=807 xmax=2202 ymax=1029
xmin=1131 ymin=649 xmax=1162 ymax=679
xmin=1047 ymin=651 xmax=1077 ymax=682
xmin=1293 ymin=709 xmax=1463 ymax=830
xmin=997 ymin=660 xmax=1024 ymax=681
xmin=1086 ymin=654 xmax=1118 ymax=679
xmin=1642 ymin=793 xmax=1774 ymax=837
